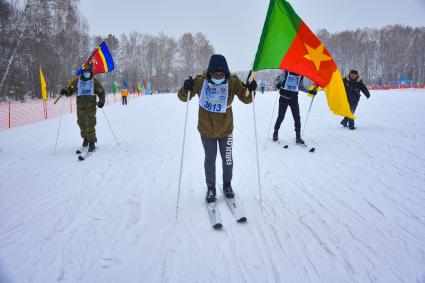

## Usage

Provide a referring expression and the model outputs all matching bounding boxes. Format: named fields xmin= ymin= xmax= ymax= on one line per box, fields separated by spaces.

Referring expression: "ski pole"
xmin=176 ymin=89 xmax=191 ymax=219
xmin=53 ymin=96 xmax=65 ymax=155
xmin=301 ymin=94 xmax=315 ymax=137
xmin=265 ymin=91 xmax=279 ymax=146
xmin=101 ymin=108 xmax=120 ymax=145
xmin=246 ymin=71 xmax=263 ymax=211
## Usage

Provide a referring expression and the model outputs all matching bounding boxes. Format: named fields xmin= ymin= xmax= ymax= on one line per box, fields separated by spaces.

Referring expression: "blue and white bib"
xmin=77 ymin=79 xmax=94 ymax=96
xmin=283 ymin=73 xmax=301 ymax=92
xmin=199 ymin=80 xmax=229 ymax=113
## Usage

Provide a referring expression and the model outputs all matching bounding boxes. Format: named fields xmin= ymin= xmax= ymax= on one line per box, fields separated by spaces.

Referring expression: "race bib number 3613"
xmin=199 ymin=80 xmax=229 ymax=113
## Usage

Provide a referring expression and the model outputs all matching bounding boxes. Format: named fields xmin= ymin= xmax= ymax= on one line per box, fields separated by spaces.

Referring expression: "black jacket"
xmin=274 ymin=71 xmax=308 ymax=99
xmin=344 ymin=76 xmax=370 ymax=101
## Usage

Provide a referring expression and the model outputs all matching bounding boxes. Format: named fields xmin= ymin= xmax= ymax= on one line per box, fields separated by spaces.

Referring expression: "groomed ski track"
xmin=1 ymin=90 xmax=425 ymax=283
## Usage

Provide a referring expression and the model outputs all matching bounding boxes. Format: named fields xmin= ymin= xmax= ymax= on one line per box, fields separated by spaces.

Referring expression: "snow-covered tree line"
xmin=0 ymin=0 xmax=90 ymax=101
xmin=0 ymin=0 xmax=215 ymax=100
xmin=317 ymin=25 xmax=425 ymax=85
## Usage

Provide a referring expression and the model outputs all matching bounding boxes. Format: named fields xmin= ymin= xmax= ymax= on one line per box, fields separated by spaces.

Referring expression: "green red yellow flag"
xmin=39 ymin=67 xmax=47 ymax=102
xmin=253 ymin=0 xmax=354 ymax=119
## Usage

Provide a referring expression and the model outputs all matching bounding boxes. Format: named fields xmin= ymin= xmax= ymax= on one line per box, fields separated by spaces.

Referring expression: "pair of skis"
xmin=273 ymin=139 xmax=315 ymax=153
xmin=75 ymin=147 xmax=94 ymax=161
xmin=205 ymin=189 xmax=247 ymax=230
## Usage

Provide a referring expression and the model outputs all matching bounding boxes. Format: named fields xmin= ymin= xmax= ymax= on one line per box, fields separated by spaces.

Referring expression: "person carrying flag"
xmin=272 ymin=70 xmax=317 ymax=144
xmin=60 ymin=65 xmax=105 ymax=152
xmin=177 ymin=54 xmax=257 ymax=203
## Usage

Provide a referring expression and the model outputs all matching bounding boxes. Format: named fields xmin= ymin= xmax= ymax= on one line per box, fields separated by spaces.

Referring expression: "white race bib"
xmin=199 ymin=80 xmax=229 ymax=113
xmin=77 ymin=79 xmax=94 ymax=96
xmin=283 ymin=73 xmax=301 ymax=92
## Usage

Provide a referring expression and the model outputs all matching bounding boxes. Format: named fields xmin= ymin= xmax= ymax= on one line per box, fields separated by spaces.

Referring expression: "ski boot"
xmin=223 ymin=183 xmax=235 ymax=199
xmin=272 ymin=130 xmax=279 ymax=142
xmin=82 ymin=138 xmax=89 ymax=148
xmin=295 ymin=132 xmax=305 ymax=144
xmin=88 ymin=142 xmax=96 ymax=152
xmin=206 ymin=186 xmax=217 ymax=203
xmin=340 ymin=121 xmax=347 ymax=127
xmin=349 ymin=125 xmax=356 ymax=130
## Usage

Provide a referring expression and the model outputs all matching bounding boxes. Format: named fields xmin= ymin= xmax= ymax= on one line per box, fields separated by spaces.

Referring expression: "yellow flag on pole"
xmin=40 ymin=67 xmax=47 ymax=102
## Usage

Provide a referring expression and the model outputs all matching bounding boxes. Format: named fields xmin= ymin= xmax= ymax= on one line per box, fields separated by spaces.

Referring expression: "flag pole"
xmin=246 ymin=71 xmax=263 ymax=211
xmin=53 ymin=94 xmax=63 ymax=105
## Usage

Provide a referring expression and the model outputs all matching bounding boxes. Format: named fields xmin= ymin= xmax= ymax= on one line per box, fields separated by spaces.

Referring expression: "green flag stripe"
xmin=253 ymin=0 xmax=302 ymax=71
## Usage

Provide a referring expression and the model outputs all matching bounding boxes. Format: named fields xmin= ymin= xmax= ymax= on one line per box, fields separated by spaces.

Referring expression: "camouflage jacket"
xmin=66 ymin=77 xmax=105 ymax=108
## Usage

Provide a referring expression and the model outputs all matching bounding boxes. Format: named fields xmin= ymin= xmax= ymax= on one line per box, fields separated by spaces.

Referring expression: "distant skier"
xmin=121 ymin=87 xmax=129 ymax=105
xmin=272 ymin=70 xmax=317 ymax=143
xmin=259 ymin=80 xmax=266 ymax=94
xmin=60 ymin=65 xmax=105 ymax=152
xmin=340 ymin=69 xmax=370 ymax=130
xmin=177 ymin=54 xmax=257 ymax=203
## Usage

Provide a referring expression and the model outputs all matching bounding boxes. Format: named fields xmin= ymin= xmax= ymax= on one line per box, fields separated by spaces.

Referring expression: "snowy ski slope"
xmin=1 ymin=89 xmax=425 ymax=283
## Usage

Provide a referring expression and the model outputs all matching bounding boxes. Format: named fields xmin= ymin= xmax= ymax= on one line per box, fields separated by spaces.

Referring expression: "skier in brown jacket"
xmin=178 ymin=54 xmax=257 ymax=203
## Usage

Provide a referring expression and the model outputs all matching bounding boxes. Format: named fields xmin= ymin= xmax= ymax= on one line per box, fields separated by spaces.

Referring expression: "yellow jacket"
xmin=121 ymin=89 xmax=129 ymax=97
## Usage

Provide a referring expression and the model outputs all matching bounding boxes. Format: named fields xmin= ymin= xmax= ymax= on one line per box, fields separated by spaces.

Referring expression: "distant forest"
xmin=1 ymin=0 xmax=424 ymax=100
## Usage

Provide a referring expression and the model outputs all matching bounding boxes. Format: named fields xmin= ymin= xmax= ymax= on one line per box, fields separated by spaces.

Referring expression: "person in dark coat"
xmin=340 ymin=70 xmax=370 ymax=130
xmin=272 ymin=70 xmax=317 ymax=144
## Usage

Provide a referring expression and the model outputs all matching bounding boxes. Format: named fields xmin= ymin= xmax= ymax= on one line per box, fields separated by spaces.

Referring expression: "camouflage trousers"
xmin=76 ymin=97 xmax=97 ymax=143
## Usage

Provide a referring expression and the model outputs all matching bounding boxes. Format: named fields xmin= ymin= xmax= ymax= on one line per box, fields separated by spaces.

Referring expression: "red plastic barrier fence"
xmin=0 ymin=93 xmax=122 ymax=131
xmin=368 ymin=84 xmax=425 ymax=90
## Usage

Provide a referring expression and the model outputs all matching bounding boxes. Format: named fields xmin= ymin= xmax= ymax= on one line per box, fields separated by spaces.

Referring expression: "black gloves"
xmin=97 ymin=99 xmax=105 ymax=108
xmin=276 ymin=82 xmax=282 ymax=89
xmin=61 ymin=88 xmax=70 ymax=97
xmin=246 ymin=79 xmax=257 ymax=92
xmin=308 ymin=88 xmax=318 ymax=96
xmin=183 ymin=76 xmax=194 ymax=92
xmin=366 ymin=95 xmax=370 ymax=99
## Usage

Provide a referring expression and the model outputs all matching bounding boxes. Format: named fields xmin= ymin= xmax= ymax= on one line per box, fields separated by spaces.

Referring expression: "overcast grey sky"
xmin=80 ymin=0 xmax=425 ymax=71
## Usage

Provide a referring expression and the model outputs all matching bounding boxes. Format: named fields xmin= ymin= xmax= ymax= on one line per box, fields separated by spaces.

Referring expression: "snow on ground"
xmin=1 ymin=89 xmax=425 ymax=283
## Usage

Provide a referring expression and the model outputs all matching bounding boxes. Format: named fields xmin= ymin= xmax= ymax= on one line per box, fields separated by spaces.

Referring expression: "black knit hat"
xmin=349 ymin=69 xmax=359 ymax=75
xmin=207 ymin=54 xmax=230 ymax=77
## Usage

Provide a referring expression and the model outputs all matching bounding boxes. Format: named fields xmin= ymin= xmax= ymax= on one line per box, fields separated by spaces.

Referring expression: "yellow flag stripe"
xmin=323 ymin=70 xmax=355 ymax=119
xmin=97 ymin=46 xmax=109 ymax=72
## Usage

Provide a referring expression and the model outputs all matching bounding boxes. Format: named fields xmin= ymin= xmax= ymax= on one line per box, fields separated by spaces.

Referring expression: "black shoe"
xmin=272 ymin=131 xmax=278 ymax=142
xmin=82 ymin=138 xmax=88 ymax=147
xmin=206 ymin=186 xmax=216 ymax=203
xmin=88 ymin=142 xmax=96 ymax=152
xmin=340 ymin=121 xmax=347 ymax=127
xmin=295 ymin=132 xmax=305 ymax=144
xmin=223 ymin=183 xmax=235 ymax=199
xmin=349 ymin=125 xmax=356 ymax=130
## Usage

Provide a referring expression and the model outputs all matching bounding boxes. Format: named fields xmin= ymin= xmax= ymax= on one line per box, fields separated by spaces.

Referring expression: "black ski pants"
xmin=274 ymin=96 xmax=301 ymax=133
xmin=341 ymin=97 xmax=359 ymax=127
xmin=201 ymin=135 xmax=233 ymax=187
xmin=122 ymin=96 xmax=128 ymax=105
